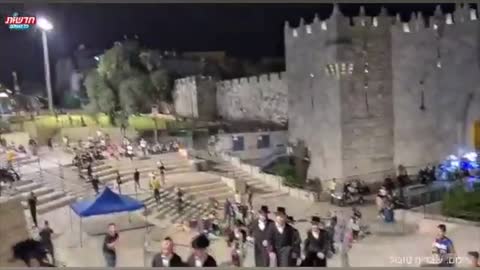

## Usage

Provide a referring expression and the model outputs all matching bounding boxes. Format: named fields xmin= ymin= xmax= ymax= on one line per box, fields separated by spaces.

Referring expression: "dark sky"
xmin=0 ymin=3 xmax=459 ymax=87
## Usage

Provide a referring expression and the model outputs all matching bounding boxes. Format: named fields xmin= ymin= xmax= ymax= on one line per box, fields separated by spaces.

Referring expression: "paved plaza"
xmin=2 ymin=148 xmax=479 ymax=267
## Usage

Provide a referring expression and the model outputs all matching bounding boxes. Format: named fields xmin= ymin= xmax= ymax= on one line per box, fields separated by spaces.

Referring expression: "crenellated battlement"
xmin=217 ymin=72 xmax=286 ymax=90
xmin=174 ymin=75 xmax=214 ymax=88
xmin=285 ymin=3 xmax=479 ymax=39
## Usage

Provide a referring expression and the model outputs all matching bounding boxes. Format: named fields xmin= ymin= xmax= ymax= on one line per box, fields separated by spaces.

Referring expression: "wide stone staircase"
xmin=138 ymin=172 xmax=234 ymax=224
xmin=205 ymin=159 xmax=288 ymax=199
xmin=7 ymin=177 xmax=76 ymax=215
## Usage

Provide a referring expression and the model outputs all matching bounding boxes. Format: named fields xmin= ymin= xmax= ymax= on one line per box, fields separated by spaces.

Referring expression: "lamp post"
xmin=37 ymin=18 xmax=54 ymax=113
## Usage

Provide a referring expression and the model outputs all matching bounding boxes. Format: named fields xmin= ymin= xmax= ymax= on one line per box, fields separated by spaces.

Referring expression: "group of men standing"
xmin=247 ymin=205 xmax=333 ymax=267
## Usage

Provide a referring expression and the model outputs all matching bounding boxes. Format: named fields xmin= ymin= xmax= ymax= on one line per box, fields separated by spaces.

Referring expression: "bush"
xmin=271 ymin=163 xmax=303 ymax=188
xmin=442 ymin=186 xmax=480 ymax=221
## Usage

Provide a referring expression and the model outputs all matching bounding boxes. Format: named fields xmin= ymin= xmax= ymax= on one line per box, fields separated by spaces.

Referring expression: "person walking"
xmin=246 ymin=185 xmax=254 ymax=210
xmin=432 ymin=224 xmax=456 ymax=267
xmin=335 ymin=214 xmax=353 ymax=267
xmin=224 ymin=199 xmax=233 ymax=228
xmin=227 ymin=220 xmax=247 ymax=267
xmin=186 ymin=234 xmax=217 ymax=267
xmin=39 ymin=221 xmax=55 ymax=265
xmin=149 ymin=175 xmax=161 ymax=206
xmin=133 ymin=169 xmax=140 ymax=191
xmin=87 ymin=162 xmax=93 ymax=179
xmin=248 ymin=205 xmax=273 ymax=267
xmin=28 ymin=192 xmax=38 ymax=227
xmin=103 ymin=223 xmax=119 ymax=267
xmin=157 ymin=161 xmax=166 ymax=186
xmin=175 ymin=187 xmax=184 ymax=214
xmin=266 ymin=207 xmax=301 ymax=267
xmin=301 ymin=216 xmax=328 ymax=267
xmin=468 ymin=251 xmax=480 ymax=267
xmin=151 ymin=237 xmax=184 ymax=267
xmin=91 ymin=176 xmax=100 ymax=195
xmin=116 ymin=171 xmax=122 ymax=194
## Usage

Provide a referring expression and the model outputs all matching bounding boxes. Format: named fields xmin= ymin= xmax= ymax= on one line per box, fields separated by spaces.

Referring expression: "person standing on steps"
xmin=157 ymin=161 xmax=166 ymax=186
xmin=91 ymin=175 xmax=100 ymax=195
xmin=116 ymin=171 xmax=122 ymax=194
xmin=248 ymin=205 xmax=273 ymax=267
xmin=39 ymin=221 xmax=55 ymax=265
xmin=87 ymin=162 xmax=93 ymax=179
xmin=28 ymin=192 xmax=38 ymax=227
xmin=151 ymin=237 xmax=184 ymax=267
xmin=103 ymin=223 xmax=119 ymax=267
xmin=133 ymin=168 xmax=140 ymax=191
xmin=150 ymin=175 xmax=161 ymax=206
xmin=175 ymin=187 xmax=184 ymax=214
xmin=246 ymin=185 xmax=254 ymax=211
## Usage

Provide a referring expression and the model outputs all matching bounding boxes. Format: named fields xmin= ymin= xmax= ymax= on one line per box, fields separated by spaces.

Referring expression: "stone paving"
xmin=6 ymin=148 xmax=480 ymax=267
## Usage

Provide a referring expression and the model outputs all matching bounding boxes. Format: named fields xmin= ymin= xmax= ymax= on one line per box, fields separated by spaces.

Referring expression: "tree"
xmin=84 ymin=40 xmax=171 ymax=118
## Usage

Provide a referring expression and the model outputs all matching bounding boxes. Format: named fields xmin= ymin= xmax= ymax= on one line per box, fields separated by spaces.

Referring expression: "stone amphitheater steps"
xmin=207 ymin=161 xmax=289 ymax=199
xmin=9 ymin=179 xmax=77 ymax=215
xmin=139 ymin=189 xmax=212 ymax=224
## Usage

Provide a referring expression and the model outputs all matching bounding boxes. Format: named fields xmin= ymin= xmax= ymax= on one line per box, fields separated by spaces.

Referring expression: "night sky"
xmin=0 ymin=3 xmax=459 ymax=88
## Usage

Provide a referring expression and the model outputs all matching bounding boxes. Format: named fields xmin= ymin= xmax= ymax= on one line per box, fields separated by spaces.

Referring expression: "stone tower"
xmin=285 ymin=3 xmax=480 ymax=183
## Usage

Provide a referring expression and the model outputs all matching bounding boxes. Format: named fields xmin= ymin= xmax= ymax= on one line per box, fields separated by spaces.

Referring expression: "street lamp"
xmin=37 ymin=17 xmax=54 ymax=113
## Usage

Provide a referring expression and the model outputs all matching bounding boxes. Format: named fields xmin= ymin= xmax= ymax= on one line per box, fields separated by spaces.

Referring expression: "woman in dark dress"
xmin=186 ymin=234 xmax=217 ymax=267
xmin=227 ymin=220 xmax=247 ymax=267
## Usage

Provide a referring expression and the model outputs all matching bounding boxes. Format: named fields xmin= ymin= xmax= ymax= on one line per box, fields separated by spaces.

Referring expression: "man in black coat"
xmin=151 ymin=237 xmax=184 ymax=267
xmin=301 ymin=216 xmax=329 ymax=267
xmin=10 ymin=238 xmax=54 ymax=267
xmin=248 ymin=205 xmax=273 ymax=267
xmin=186 ymin=234 xmax=217 ymax=267
xmin=266 ymin=207 xmax=301 ymax=267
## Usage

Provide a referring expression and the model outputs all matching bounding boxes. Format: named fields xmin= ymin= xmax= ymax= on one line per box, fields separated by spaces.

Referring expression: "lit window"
xmin=471 ymin=9 xmax=478 ymax=20
xmin=373 ymin=17 xmax=378 ymax=27
xmin=306 ymin=25 xmax=312 ymax=34
xmin=403 ymin=23 xmax=410 ymax=33
xmin=446 ymin=14 xmax=453 ymax=25
xmin=321 ymin=21 xmax=327 ymax=30
xmin=293 ymin=29 xmax=298 ymax=37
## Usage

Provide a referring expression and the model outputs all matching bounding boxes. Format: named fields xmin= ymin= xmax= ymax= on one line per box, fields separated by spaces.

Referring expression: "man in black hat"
xmin=287 ymin=215 xmax=302 ymax=266
xmin=266 ymin=207 xmax=301 ymax=267
xmin=301 ymin=216 xmax=329 ymax=267
xmin=151 ymin=237 xmax=184 ymax=267
xmin=186 ymin=234 xmax=217 ymax=267
xmin=248 ymin=205 xmax=273 ymax=267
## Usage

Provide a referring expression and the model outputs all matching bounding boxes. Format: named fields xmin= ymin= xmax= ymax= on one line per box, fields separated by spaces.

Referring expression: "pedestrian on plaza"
xmin=432 ymin=224 xmax=456 ymax=267
xmin=39 ymin=221 xmax=55 ymax=265
xmin=10 ymin=238 xmax=53 ymax=267
xmin=134 ymin=168 xmax=140 ymax=191
xmin=149 ymin=175 xmax=161 ymax=206
xmin=224 ymin=199 xmax=233 ymax=227
xmin=335 ymin=214 xmax=353 ymax=267
xmin=175 ymin=187 xmax=184 ymax=214
xmin=91 ymin=175 xmax=100 ymax=195
xmin=103 ymin=223 xmax=119 ymax=267
xmin=287 ymin=215 xmax=302 ymax=266
xmin=227 ymin=220 xmax=247 ymax=267
xmin=301 ymin=216 xmax=328 ymax=267
xmin=186 ymin=234 xmax=217 ymax=267
xmin=266 ymin=207 xmax=301 ymax=267
xmin=468 ymin=251 xmax=480 ymax=267
xmin=28 ymin=192 xmax=38 ymax=227
xmin=116 ymin=171 xmax=122 ymax=194
xmin=140 ymin=138 xmax=147 ymax=157
xmin=157 ymin=161 xmax=166 ymax=186
xmin=87 ymin=162 xmax=93 ymax=179
xmin=151 ymin=237 xmax=184 ymax=267
xmin=246 ymin=185 xmax=254 ymax=210
xmin=47 ymin=138 xmax=53 ymax=151
xmin=247 ymin=205 xmax=273 ymax=267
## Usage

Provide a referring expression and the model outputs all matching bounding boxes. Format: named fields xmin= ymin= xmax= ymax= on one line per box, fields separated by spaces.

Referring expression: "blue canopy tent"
xmin=69 ymin=187 xmax=146 ymax=246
